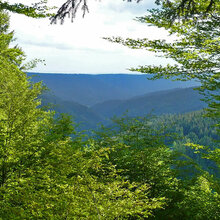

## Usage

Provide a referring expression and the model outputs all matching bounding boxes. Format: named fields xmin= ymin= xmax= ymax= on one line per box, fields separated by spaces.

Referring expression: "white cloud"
xmin=8 ymin=0 xmax=170 ymax=73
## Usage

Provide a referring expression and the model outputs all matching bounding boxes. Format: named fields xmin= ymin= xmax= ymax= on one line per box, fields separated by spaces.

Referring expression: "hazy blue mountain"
xmin=41 ymin=94 xmax=106 ymax=130
xmin=91 ymin=87 xmax=206 ymax=118
xmin=40 ymin=86 xmax=206 ymax=130
xmin=28 ymin=73 xmax=199 ymax=106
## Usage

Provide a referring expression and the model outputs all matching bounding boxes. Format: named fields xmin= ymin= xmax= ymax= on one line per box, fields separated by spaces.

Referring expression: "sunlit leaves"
xmin=107 ymin=0 xmax=220 ymax=127
xmin=0 ymin=0 xmax=53 ymax=18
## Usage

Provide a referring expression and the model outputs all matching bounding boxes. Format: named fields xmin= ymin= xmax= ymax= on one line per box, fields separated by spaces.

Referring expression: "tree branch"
xmin=50 ymin=0 xmax=143 ymax=24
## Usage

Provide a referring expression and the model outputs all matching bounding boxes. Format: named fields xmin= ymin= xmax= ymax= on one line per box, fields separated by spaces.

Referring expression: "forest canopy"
xmin=0 ymin=0 xmax=219 ymax=219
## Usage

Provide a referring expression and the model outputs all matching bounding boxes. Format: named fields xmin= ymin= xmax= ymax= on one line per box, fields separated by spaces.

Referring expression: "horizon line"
xmin=27 ymin=72 xmax=146 ymax=75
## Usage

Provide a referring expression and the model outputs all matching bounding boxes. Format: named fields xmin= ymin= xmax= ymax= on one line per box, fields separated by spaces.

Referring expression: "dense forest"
xmin=153 ymin=111 xmax=219 ymax=177
xmin=0 ymin=0 xmax=219 ymax=219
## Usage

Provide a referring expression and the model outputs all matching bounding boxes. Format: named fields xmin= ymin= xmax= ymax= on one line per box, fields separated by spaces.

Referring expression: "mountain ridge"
xmin=28 ymin=72 xmax=199 ymax=106
xmin=90 ymin=87 xmax=206 ymax=118
xmin=41 ymin=87 xmax=206 ymax=130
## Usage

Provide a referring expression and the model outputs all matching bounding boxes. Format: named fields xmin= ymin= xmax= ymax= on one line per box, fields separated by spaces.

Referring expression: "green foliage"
xmin=0 ymin=0 xmax=53 ymax=18
xmin=0 ymin=63 xmax=165 ymax=218
xmin=0 ymin=12 xmax=24 ymax=66
xmin=94 ymin=115 xmax=179 ymax=194
xmin=152 ymin=111 xmax=219 ymax=177
xmin=0 ymin=43 xmax=162 ymax=220
xmin=0 ymin=59 xmax=219 ymax=218
xmin=106 ymin=0 xmax=220 ymax=128
xmin=0 ymin=8 xmax=9 ymax=32
xmin=0 ymin=11 xmax=165 ymax=219
xmin=1 ymin=3 xmax=220 ymax=219
xmin=0 ymin=10 xmax=45 ymax=72
xmin=178 ymin=175 xmax=220 ymax=219
xmin=106 ymin=3 xmax=220 ymax=216
xmin=94 ymin=115 xmax=220 ymax=219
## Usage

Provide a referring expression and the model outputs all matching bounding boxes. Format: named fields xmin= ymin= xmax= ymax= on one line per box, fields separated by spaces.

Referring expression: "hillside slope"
xmin=41 ymin=94 xmax=105 ymax=130
xmin=91 ymin=87 xmax=206 ymax=118
xmin=29 ymin=73 xmax=198 ymax=106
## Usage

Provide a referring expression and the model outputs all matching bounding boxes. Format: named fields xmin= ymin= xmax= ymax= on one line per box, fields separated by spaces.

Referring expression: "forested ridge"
xmin=40 ymin=86 xmax=206 ymax=130
xmin=28 ymin=72 xmax=198 ymax=106
xmin=0 ymin=0 xmax=219 ymax=219
xmin=153 ymin=111 xmax=219 ymax=177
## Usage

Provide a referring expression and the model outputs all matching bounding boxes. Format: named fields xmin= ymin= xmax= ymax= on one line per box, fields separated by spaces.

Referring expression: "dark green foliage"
xmin=0 ymin=11 xmax=24 ymax=66
xmin=154 ymin=110 xmax=218 ymax=145
xmin=105 ymin=2 xmax=220 ymax=216
xmin=0 ymin=1 xmax=53 ymax=18
xmin=153 ymin=111 xmax=219 ymax=177
xmin=94 ymin=115 xmax=220 ymax=219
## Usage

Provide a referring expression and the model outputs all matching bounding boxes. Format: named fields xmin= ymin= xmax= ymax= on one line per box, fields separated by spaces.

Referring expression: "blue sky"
xmin=9 ymin=0 xmax=172 ymax=73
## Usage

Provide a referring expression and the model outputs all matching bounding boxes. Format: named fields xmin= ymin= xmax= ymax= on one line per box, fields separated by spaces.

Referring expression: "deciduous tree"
xmin=106 ymin=0 xmax=219 ymax=123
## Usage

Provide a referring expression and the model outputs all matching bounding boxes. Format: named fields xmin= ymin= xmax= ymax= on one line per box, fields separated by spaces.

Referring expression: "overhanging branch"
xmin=50 ymin=0 xmax=143 ymax=24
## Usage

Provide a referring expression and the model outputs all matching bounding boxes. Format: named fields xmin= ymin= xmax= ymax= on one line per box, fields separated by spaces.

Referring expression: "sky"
xmin=9 ymin=0 xmax=172 ymax=74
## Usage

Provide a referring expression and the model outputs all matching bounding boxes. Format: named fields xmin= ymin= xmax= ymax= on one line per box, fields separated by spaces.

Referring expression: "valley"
xmin=30 ymin=73 xmax=205 ymax=129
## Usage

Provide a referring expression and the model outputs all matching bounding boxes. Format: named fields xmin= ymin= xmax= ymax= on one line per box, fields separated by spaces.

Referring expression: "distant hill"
xmin=28 ymin=73 xmax=199 ymax=106
xmin=91 ymin=87 xmax=207 ymax=118
xmin=41 ymin=94 xmax=106 ymax=130
xmin=40 ymin=87 xmax=206 ymax=130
